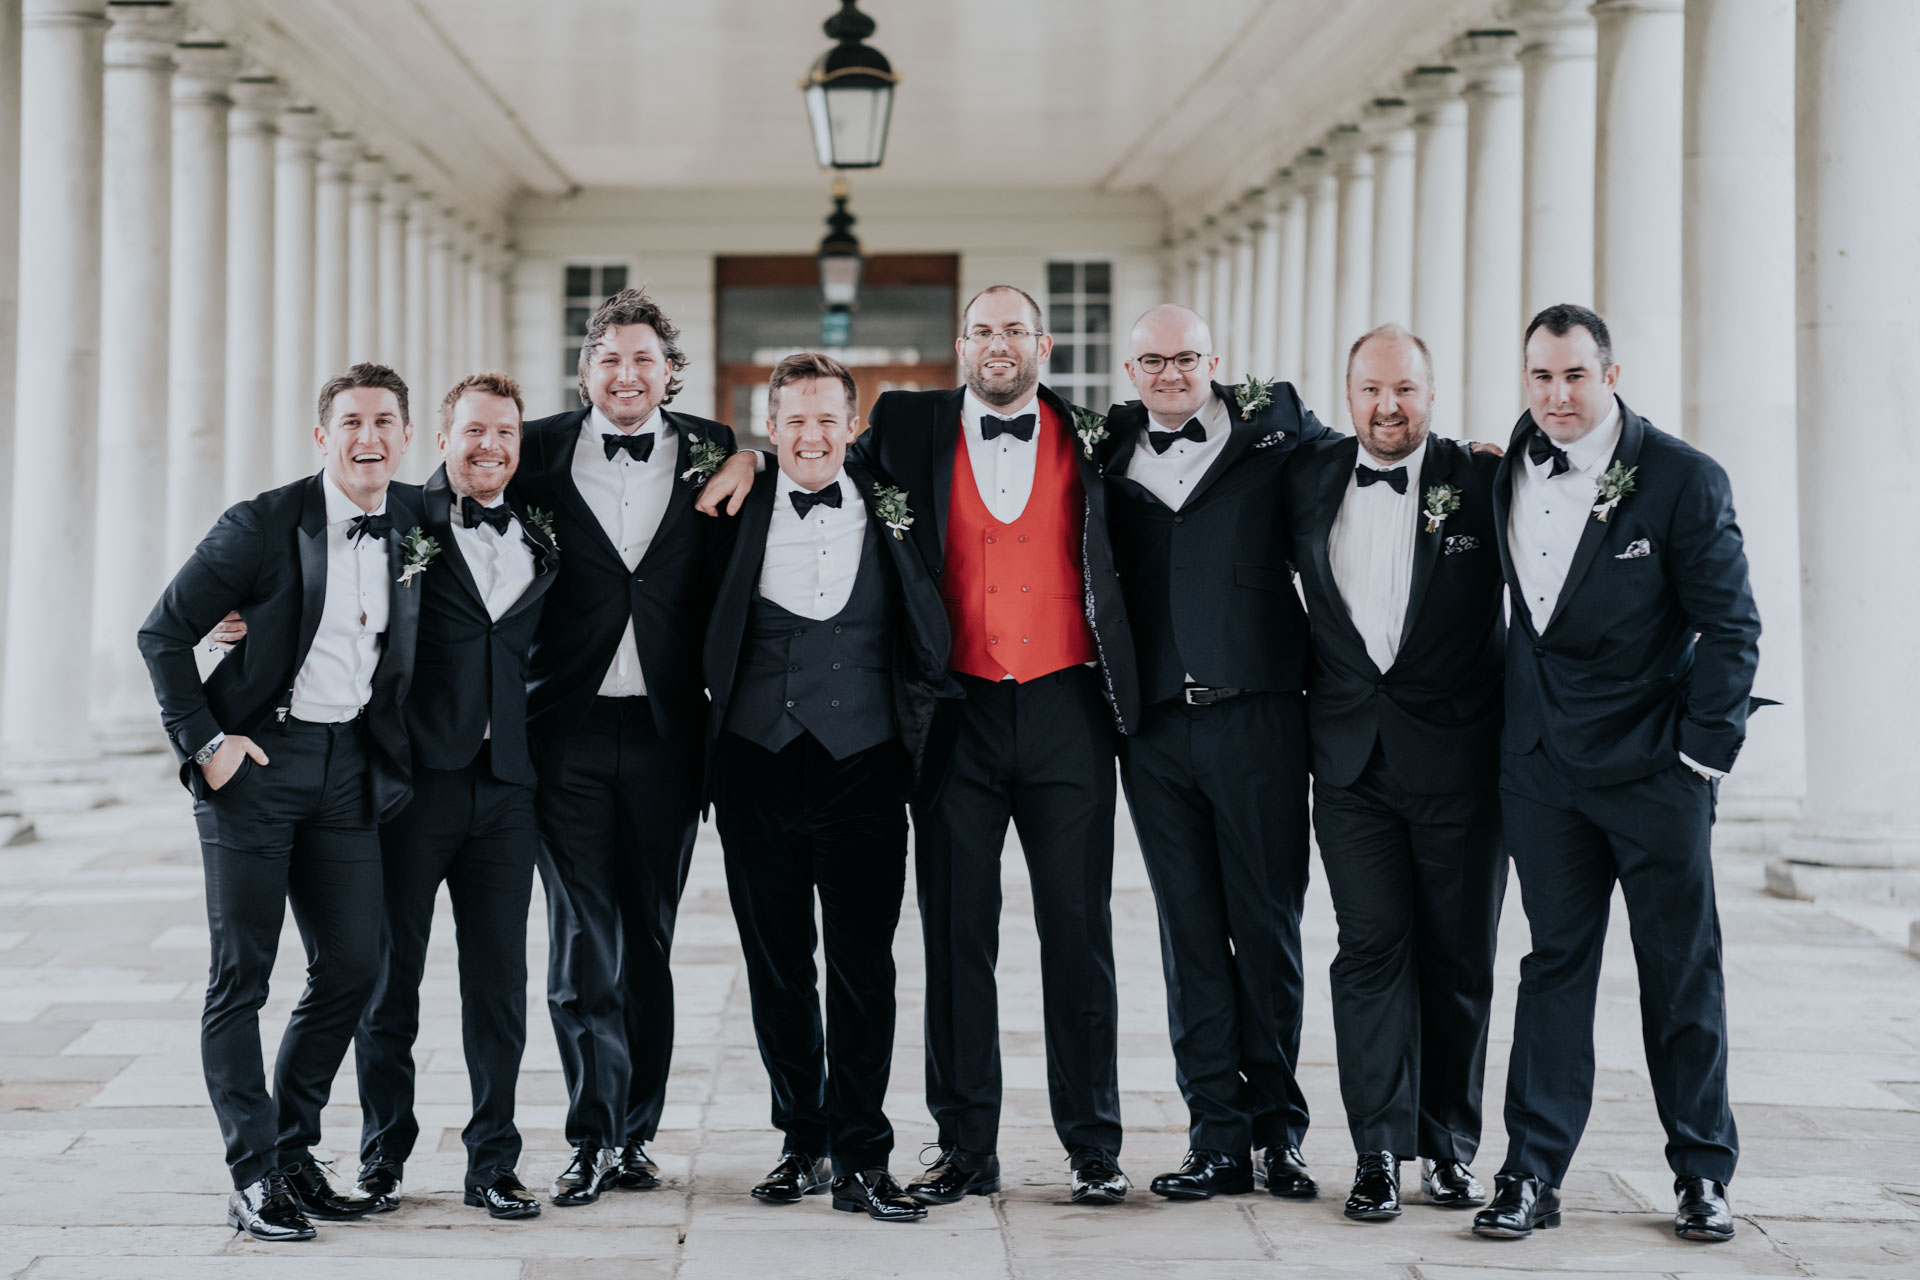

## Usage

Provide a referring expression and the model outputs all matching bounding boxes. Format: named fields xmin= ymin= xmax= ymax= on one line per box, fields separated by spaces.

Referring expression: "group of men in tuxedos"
xmin=140 ymin=273 xmax=1758 ymax=1250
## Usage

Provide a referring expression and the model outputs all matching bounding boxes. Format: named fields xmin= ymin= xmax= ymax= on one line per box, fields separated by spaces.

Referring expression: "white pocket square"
xmin=1444 ymin=534 xmax=1479 ymax=555
xmin=1615 ymin=538 xmax=1652 ymax=560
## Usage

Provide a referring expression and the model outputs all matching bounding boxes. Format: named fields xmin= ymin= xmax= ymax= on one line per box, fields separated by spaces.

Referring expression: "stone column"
xmin=0 ymin=0 xmax=21 ymax=835
xmin=90 ymin=0 xmax=182 ymax=748
xmin=1189 ymin=220 xmax=1215 ymax=327
xmin=1682 ymin=0 xmax=1801 ymax=846
xmin=468 ymin=233 xmax=495 ymax=370
xmin=1209 ymin=222 xmax=1235 ymax=355
xmin=222 ymin=72 xmax=280 ymax=505
xmin=1364 ymin=98 xmax=1416 ymax=330
xmin=1454 ymin=29 xmax=1525 ymax=442
xmin=1514 ymin=0 xmax=1597 ymax=317
xmin=404 ymin=192 xmax=433 ymax=405
xmin=1226 ymin=212 xmax=1256 ymax=378
xmin=447 ymin=219 xmax=471 ymax=377
xmin=1299 ymin=149 xmax=1339 ymax=416
xmin=1276 ymin=175 xmax=1309 ymax=389
xmin=163 ymin=36 xmax=238 ymax=569
xmin=490 ymin=240 xmax=514 ymax=372
xmin=3 ymin=0 xmax=108 ymax=775
xmin=1406 ymin=64 xmax=1467 ymax=437
xmin=1330 ymin=124 xmax=1374 ymax=369
xmin=1779 ymin=0 xmax=1920 ymax=891
xmin=312 ymin=132 xmax=354 ymax=382
xmin=378 ymin=174 xmax=409 ymax=365
xmin=1249 ymin=184 xmax=1284 ymax=378
xmin=347 ymin=155 xmax=382 ymax=362
xmin=270 ymin=105 xmax=322 ymax=484
xmin=425 ymin=208 xmax=452 ymax=412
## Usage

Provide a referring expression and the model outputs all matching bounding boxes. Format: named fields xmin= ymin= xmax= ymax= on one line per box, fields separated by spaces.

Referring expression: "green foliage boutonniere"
xmin=871 ymin=484 xmax=914 ymax=541
xmin=680 ymin=434 xmax=729 ymax=485
xmin=1592 ymin=461 xmax=1638 ymax=523
xmin=1423 ymin=484 xmax=1461 ymax=534
xmin=1233 ymin=374 xmax=1275 ymax=421
xmin=398 ymin=527 xmax=439 ymax=588
xmin=1072 ymin=407 xmax=1109 ymax=459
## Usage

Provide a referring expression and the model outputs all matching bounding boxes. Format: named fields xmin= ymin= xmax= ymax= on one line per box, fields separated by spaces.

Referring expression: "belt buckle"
xmin=1183 ymin=685 xmax=1214 ymax=706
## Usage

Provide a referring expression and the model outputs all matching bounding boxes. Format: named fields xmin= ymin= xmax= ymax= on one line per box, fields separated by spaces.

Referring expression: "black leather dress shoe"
xmin=1472 ymin=1171 xmax=1561 ymax=1238
xmin=354 ymin=1160 xmax=402 ymax=1213
xmin=751 ymin=1150 xmax=831 ymax=1203
xmin=1344 ymin=1152 xmax=1401 ymax=1221
xmin=1256 ymin=1144 xmax=1319 ymax=1199
xmin=227 ymin=1173 xmax=316 ymax=1242
xmin=1421 ymin=1158 xmax=1485 ymax=1208
xmin=906 ymin=1149 xmax=1000 ymax=1203
xmin=616 ymin=1142 xmax=662 ymax=1190
xmin=1149 ymin=1149 xmax=1253 ymax=1200
xmin=1069 ymin=1147 xmax=1129 ymax=1205
xmin=465 ymin=1170 xmax=541 ymax=1220
xmin=285 ymin=1159 xmax=375 ymax=1221
xmin=832 ymin=1169 xmax=929 ymax=1222
xmin=1674 ymin=1176 xmax=1734 ymax=1242
xmin=551 ymin=1143 xmax=618 ymax=1207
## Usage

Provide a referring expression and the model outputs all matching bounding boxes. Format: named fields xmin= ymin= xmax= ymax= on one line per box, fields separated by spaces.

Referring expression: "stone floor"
xmin=2 ymin=753 xmax=1918 ymax=1280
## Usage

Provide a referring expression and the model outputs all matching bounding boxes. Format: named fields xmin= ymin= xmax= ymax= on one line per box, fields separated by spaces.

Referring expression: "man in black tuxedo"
xmin=506 ymin=289 xmax=736 ymax=1206
xmin=137 ymin=364 xmax=423 ymax=1241
xmin=1095 ymin=304 xmax=1329 ymax=1205
xmin=350 ymin=372 xmax=557 ymax=1221
xmin=700 ymin=285 xmax=1139 ymax=1205
xmin=1473 ymin=305 xmax=1760 ymax=1244
xmin=1287 ymin=325 xmax=1506 ymax=1222
xmin=704 ymin=353 xmax=958 ymax=1222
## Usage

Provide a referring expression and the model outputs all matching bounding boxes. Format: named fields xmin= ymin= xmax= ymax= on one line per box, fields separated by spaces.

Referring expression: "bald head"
xmin=1129 ymin=304 xmax=1214 ymax=358
xmin=1345 ymin=323 xmax=1433 ymax=388
xmin=1126 ymin=304 xmax=1221 ymax=425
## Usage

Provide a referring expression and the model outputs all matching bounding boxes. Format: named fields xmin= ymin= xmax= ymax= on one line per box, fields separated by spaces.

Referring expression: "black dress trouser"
xmin=192 ymin=718 xmax=383 ymax=1189
xmin=1313 ymin=746 xmax=1504 ymax=1161
xmin=534 ymin=696 xmax=702 ymax=1148
xmin=355 ymin=747 xmax=538 ymax=1181
xmin=1499 ymin=746 xmax=1738 ymax=1187
xmin=713 ymin=731 xmax=910 ymax=1176
xmin=1119 ymin=691 xmax=1313 ymax=1154
xmin=916 ymin=666 xmax=1122 ymax=1160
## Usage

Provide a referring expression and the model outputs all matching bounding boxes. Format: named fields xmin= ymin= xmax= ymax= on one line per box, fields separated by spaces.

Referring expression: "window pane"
xmin=1086 ymin=344 xmax=1109 ymax=375
xmin=1050 ymin=296 xmax=1077 ymax=332
xmin=565 ymin=265 xmax=592 ymax=298
xmin=1053 ymin=344 xmax=1077 ymax=375
xmin=599 ymin=265 xmax=628 ymax=295
xmin=565 ymin=306 xmax=591 ymax=334
xmin=1047 ymin=262 xmax=1075 ymax=295
xmin=564 ymin=345 xmax=581 ymax=378
xmin=1084 ymin=303 xmax=1110 ymax=335
xmin=1084 ymin=261 xmax=1111 ymax=294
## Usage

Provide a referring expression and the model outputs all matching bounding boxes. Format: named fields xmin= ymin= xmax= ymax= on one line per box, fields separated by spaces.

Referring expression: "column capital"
xmin=381 ymin=173 xmax=414 ymax=216
xmin=104 ymin=1 xmax=185 ymax=68
xmin=1361 ymin=97 xmax=1415 ymax=153
xmin=172 ymin=37 xmax=240 ymax=103
xmin=1589 ymin=0 xmax=1683 ymax=15
xmin=317 ymin=132 xmax=360 ymax=179
xmin=1512 ymin=0 xmax=1597 ymax=59
xmin=1215 ymin=203 xmax=1246 ymax=244
xmin=24 ymin=0 xmax=108 ymax=28
xmin=1291 ymin=146 xmax=1332 ymax=188
xmin=1402 ymin=64 xmax=1463 ymax=119
xmin=1450 ymin=28 xmax=1522 ymax=92
xmin=351 ymin=155 xmax=387 ymax=195
xmin=409 ymin=190 xmax=441 ymax=226
xmin=227 ymin=73 xmax=284 ymax=133
xmin=1260 ymin=175 xmax=1295 ymax=217
xmin=1326 ymin=123 xmax=1372 ymax=175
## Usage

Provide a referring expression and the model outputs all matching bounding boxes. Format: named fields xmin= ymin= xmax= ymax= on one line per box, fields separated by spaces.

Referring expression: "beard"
xmin=964 ymin=354 xmax=1040 ymax=410
xmin=450 ymin=456 xmax=512 ymax=504
xmin=1359 ymin=415 xmax=1428 ymax=463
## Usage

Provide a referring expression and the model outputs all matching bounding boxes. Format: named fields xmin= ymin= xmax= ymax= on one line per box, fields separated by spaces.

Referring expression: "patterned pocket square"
xmin=1615 ymin=538 xmax=1652 ymax=560
xmin=1443 ymin=534 xmax=1479 ymax=555
xmin=1252 ymin=430 xmax=1287 ymax=450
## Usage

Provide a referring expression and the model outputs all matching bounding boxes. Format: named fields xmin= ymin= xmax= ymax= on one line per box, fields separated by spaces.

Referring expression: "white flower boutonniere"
xmin=398 ymin=527 xmax=439 ymax=588
xmin=1232 ymin=374 xmax=1275 ymax=421
xmin=871 ymin=484 xmax=914 ymax=540
xmin=680 ymin=434 xmax=729 ymax=485
xmin=1072 ymin=407 xmax=1109 ymax=459
xmin=1423 ymin=484 xmax=1462 ymax=534
xmin=526 ymin=506 xmax=558 ymax=551
xmin=1592 ymin=461 xmax=1638 ymax=523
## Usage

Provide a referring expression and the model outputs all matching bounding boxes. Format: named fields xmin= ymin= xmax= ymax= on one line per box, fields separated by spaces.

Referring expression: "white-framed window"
xmin=1044 ymin=259 xmax=1113 ymax=409
xmin=561 ymin=261 xmax=632 ymax=391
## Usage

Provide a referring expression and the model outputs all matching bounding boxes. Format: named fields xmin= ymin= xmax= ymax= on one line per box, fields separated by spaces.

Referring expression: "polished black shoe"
xmin=227 ymin=1173 xmax=316 ymax=1242
xmin=906 ymin=1149 xmax=1001 ymax=1204
xmin=465 ymin=1170 xmax=541 ymax=1220
xmin=616 ymin=1142 xmax=662 ymax=1190
xmin=1256 ymin=1144 xmax=1319 ymax=1199
xmin=285 ymin=1159 xmax=376 ymax=1221
xmin=353 ymin=1159 xmax=402 ymax=1213
xmin=550 ymin=1143 xmax=619 ymax=1206
xmin=751 ymin=1150 xmax=832 ymax=1204
xmin=1421 ymin=1157 xmax=1485 ymax=1208
xmin=1472 ymin=1171 xmax=1561 ymax=1239
xmin=833 ymin=1169 xmax=929 ymax=1222
xmin=1344 ymin=1152 xmax=1401 ymax=1221
xmin=1069 ymin=1147 xmax=1129 ymax=1205
xmin=1149 ymin=1149 xmax=1253 ymax=1200
xmin=1674 ymin=1176 xmax=1734 ymax=1242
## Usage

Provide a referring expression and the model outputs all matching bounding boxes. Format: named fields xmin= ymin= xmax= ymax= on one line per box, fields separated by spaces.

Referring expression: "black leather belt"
xmin=1182 ymin=684 xmax=1246 ymax=706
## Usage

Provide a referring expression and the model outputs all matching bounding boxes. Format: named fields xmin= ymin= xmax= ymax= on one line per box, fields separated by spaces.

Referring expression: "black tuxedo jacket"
xmin=136 ymin=473 xmax=425 ymax=819
xmin=1287 ymin=434 xmax=1505 ymax=793
xmin=702 ymin=462 xmax=961 ymax=802
xmin=1493 ymin=399 xmax=1761 ymax=784
xmin=507 ymin=406 xmax=737 ymax=741
xmin=404 ymin=467 xmax=559 ymax=786
xmin=1097 ymin=381 xmax=1330 ymax=708
xmin=856 ymin=383 xmax=1140 ymax=734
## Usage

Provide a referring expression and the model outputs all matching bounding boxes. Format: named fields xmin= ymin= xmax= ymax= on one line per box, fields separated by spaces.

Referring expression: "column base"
xmin=0 ymin=795 xmax=34 ymax=847
xmin=1 ymin=747 xmax=113 ymax=813
xmin=1910 ymin=920 xmax=1920 ymax=961
xmin=1766 ymin=818 xmax=1920 ymax=904
xmin=91 ymin=713 xmax=170 ymax=757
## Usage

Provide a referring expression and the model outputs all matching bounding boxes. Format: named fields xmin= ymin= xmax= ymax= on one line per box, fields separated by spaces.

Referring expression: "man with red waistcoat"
xmin=700 ymin=285 xmax=1140 ymax=1205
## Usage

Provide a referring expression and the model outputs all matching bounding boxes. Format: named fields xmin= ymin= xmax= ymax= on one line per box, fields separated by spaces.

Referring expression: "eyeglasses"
xmin=1132 ymin=351 xmax=1208 ymax=373
xmin=964 ymin=326 xmax=1039 ymax=345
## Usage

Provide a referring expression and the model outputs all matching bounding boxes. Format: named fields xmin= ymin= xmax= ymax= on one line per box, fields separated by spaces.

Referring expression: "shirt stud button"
xmin=785 ymin=699 xmax=796 ymax=708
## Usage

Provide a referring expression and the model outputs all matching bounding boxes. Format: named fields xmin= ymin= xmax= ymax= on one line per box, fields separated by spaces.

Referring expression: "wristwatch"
xmin=192 ymin=733 xmax=226 ymax=768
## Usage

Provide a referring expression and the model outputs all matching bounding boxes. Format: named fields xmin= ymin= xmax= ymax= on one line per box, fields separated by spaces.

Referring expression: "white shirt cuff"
xmin=1679 ymin=751 xmax=1725 ymax=779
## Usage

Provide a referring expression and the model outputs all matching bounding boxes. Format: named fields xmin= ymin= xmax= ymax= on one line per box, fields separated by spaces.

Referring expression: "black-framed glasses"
xmin=1133 ymin=350 xmax=1207 ymax=373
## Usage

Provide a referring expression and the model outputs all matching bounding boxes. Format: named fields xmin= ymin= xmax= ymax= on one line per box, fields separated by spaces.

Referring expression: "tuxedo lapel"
xmin=1304 ymin=437 xmax=1371 ymax=661
xmin=1492 ymin=413 xmax=1526 ymax=631
xmin=424 ymin=466 xmax=486 ymax=612
xmin=931 ymin=389 xmax=962 ymax=560
xmin=547 ymin=411 xmax=626 ymax=568
xmin=1544 ymin=403 xmax=1644 ymax=634
xmin=1100 ymin=404 xmax=1143 ymax=480
xmin=639 ymin=412 xmax=704 ymax=572
xmin=293 ymin=475 xmax=329 ymax=672
xmin=1399 ymin=435 xmax=1446 ymax=650
xmin=707 ymin=472 xmax=777 ymax=724
xmin=380 ymin=488 xmax=422 ymax=695
xmin=499 ymin=512 xmax=558 ymax=625
xmin=1182 ymin=383 xmax=1263 ymax=506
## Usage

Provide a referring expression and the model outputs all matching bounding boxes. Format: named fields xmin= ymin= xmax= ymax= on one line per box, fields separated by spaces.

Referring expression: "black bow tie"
xmin=1355 ymin=464 xmax=1408 ymax=494
xmin=603 ymin=431 xmax=655 ymax=463
xmin=461 ymin=495 xmax=512 ymax=534
xmin=1528 ymin=432 xmax=1571 ymax=477
xmin=789 ymin=482 xmax=843 ymax=519
xmin=1147 ymin=418 xmax=1206 ymax=455
xmin=346 ymin=512 xmax=392 ymax=544
xmin=980 ymin=413 xmax=1035 ymax=443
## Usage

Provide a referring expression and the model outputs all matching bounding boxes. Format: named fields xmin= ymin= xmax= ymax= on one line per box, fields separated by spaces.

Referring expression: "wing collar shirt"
xmin=760 ymin=467 xmax=866 ymax=619
xmin=1328 ymin=436 xmax=1428 ymax=674
xmin=287 ymin=470 xmax=391 ymax=723
xmin=573 ymin=404 xmax=679 ymax=696
xmin=960 ymin=388 xmax=1041 ymax=523
xmin=1123 ymin=390 xmax=1232 ymax=512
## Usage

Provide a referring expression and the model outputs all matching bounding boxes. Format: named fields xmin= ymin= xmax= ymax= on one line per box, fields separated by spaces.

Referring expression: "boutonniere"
xmin=525 ymin=506 xmax=558 ymax=551
xmin=1423 ymin=484 xmax=1462 ymax=534
xmin=1232 ymin=374 xmax=1275 ymax=421
xmin=871 ymin=484 xmax=914 ymax=540
xmin=680 ymin=433 xmax=729 ymax=486
xmin=398 ymin=527 xmax=439 ymax=588
xmin=1072 ymin=407 xmax=1109 ymax=459
xmin=1592 ymin=461 xmax=1638 ymax=523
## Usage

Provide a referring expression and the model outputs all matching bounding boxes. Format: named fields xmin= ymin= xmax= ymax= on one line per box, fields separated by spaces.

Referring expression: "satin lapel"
xmin=424 ymin=466 xmax=485 ymax=611
xmin=931 ymin=390 xmax=962 ymax=561
xmin=382 ymin=489 xmax=422 ymax=691
xmin=1398 ymin=435 xmax=1446 ymax=650
xmin=708 ymin=472 xmax=776 ymax=718
xmin=1305 ymin=438 xmax=1369 ymax=656
xmin=853 ymin=462 xmax=948 ymax=681
xmin=1543 ymin=402 xmax=1644 ymax=635
xmin=1182 ymin=383 xmax=1262 ymax=506
xmin=499 ymin=508 xmax=559 ymax=624
xmin=1492 ymin=414 xmax=1526 ymax=630
xmin=293 ymin=475 xmax=329 ymax=670
xmin=636 ymin=414 xmax=704 ymax=573
xmin=549 ymin=411 xmax=626 ymax=568
xmin=1101 ymin=404 xmax=1144 ymax=481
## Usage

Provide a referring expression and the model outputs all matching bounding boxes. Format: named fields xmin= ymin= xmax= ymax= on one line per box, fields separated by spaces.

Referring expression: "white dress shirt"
xmin=1123 ymin=391 xmax=1233 ymax=512
xmin=1327 ymin=439 xmax=1428 ymax=674
xmin=760 ymin=468 xmax=867 ymax=619
xmin=572 ymin=405 xmax=679 ymax=696
xmin=960 ymin=388 xmax=1041 ymax=522
xmin=446 ymin=493 xmax=536 ymax=622
xmin=287 ymin=471 xmax=392 ymax=722
xmin=1507 ymin=397 xmax=1621 ymax=635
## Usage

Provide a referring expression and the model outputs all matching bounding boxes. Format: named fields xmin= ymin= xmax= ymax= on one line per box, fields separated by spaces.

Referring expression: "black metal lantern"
xmin=801 ymin=0 xmax=899 ymax=170
xmin=817 ymin=178 xmax=863 ymax=345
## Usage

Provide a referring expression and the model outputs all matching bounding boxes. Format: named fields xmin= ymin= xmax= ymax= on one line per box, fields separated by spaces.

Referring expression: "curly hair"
xmin=440 ymin=370 xmax=524 ymax=432
xmin=575 ymin=287 xmax=688 ymax=406
xmin=317 ymin=362 xmax=410 ymax=428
